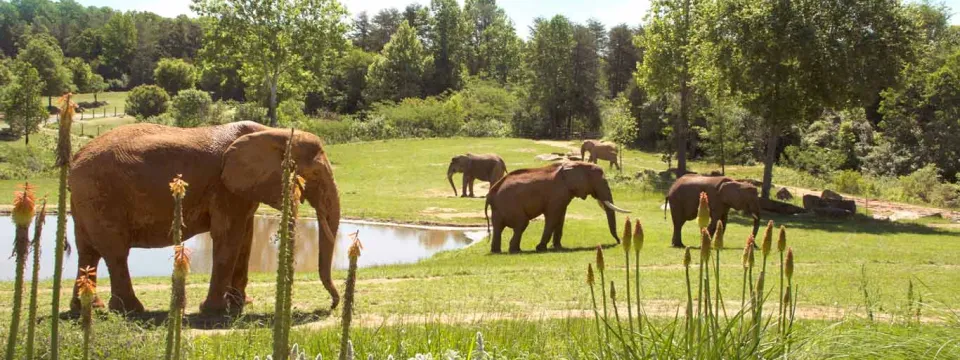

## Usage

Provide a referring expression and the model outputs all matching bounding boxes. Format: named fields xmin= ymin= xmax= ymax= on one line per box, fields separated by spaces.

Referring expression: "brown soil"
xmin=535 ymin=140 xmax=579 ymax=152
xmin=783 ymin=186 xmax=960 ymax=222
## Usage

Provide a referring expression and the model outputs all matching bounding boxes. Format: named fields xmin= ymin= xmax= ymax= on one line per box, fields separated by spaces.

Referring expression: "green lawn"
xmin=0 ymin=137 xmax=958 ymax=358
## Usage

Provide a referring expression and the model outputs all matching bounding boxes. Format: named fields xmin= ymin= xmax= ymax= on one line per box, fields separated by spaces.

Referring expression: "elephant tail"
xmin=484 ymin=198 xmax=492 ymax=240
xmin=663 ymin=196 xmax=668 ymax=220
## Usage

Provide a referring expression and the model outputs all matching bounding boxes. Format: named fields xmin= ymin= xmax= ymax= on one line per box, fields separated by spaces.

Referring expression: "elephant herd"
xmin=66 ymin=122 xmax=760 ymax=316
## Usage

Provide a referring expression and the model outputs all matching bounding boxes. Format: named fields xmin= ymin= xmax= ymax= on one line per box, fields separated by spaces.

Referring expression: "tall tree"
xmin=350 ymin=11 xmax=373 ymax=51
xmin=571 ymin=24 xmax=601 ymax=133
xmin=193 ymin=0 xmax=348 ymax=126
xmin=65 ymin=28 xmax=102 ymax=61
xmin=64 ymin=56 xmax=91 ymax=92
xmin=586 ymin=18 xmax=607 ymax=57
xmin=605 ymin=24 xmax=640 ymax=98
xmin=159 ymin=15 xmax=203 ymax=60
xmin=427 ymin=0 xmax=465 ymax=95
xmin=463 ymin=0 xmax=521 ymax=83
xmin=636 ymin=0 xmax=701 ymax=174
xmin=324 ymin=46 xmax=375 ymax=113
xmin=527 ymin=15 xmax=575 ymax=138
xmin=100 ymin=12 xmax=137 ymax=77
xmin=153 ymin=57 xmax=197 ymax=95
xmin=1 ymin=62 xmax=47 ymax=144
xmin=0 ymin=1 xmax=21 ymax=57
xmin=16 ymin=33 xmax=72 ymax=106
xmin=369 ymin=8 xmax=401 ymax=53
xmin=403 ymin=3 xmax=433 ymax=46
xmin=365 ymin=21 xmax=431 ymax=102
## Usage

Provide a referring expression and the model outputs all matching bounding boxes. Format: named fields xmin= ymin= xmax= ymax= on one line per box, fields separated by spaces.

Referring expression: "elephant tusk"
xmin=603 ymin=200 xmax=631 ymax=213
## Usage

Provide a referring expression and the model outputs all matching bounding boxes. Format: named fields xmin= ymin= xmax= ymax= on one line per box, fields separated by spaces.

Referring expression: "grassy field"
xmin=0 ymin=137 xmax=958 ymax=358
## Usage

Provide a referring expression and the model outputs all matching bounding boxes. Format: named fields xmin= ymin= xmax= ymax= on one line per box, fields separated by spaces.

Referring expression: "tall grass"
xmin=166 ymin=175 xmax=189 ymax=360
xmin=273 ymin=128 xmax=301 ymax=360
xmin=586 ymin=192 xmax=798 ymax=359
xmin=25 ymin=197 xmax=48 ymax=359
xmin=77 ymin=266 xmax=96 ymax=360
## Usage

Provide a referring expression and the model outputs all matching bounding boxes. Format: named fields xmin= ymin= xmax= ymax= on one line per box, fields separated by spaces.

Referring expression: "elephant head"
xmin=447 ymin=154 xmax=469 ymax=196
xmin=580 ymin=141 xmax=596 ymax=159
xmin=558 ymin=162 xmax=630 ymax=243
xmin=719 ymin=180 xmax=761 ymax=237
xmin=221 ymin=129 xmax=342 ymax=309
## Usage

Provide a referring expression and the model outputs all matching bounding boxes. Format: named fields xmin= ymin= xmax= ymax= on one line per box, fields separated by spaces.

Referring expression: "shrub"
xmin=899 ymin=164 xmax=942 ymax=203
xmin=460 ymin=119 xmax=509 ymax=137
xmin=782 ymin=145 xmax=845 ymax=177
xmin=371 ymin=97 xmax=464 ymax=138
xmin=125 ymin=85 xmax=170 ymax=119
xmin=234 ymin=102 xmax=268 ymax=124
xmin=0 ymin=146 xmax=49 ymax=180
xmin=153 ymin=58 xmax=197 ymax=95
xmin=107 ymin=75 xmax=129 ymax=91
xmin=170 ymin=89 xmax=212 ymax=128
xmin=931 ymin=183 xmax=960 ymax=209
xmin=140 ymin=113 xmax=176 ymax=126
xmin=454 ymin=78 xmax=519 ymax=124
xmin=277 ymin=99 xmax=307 ymax=127
xmin=832 ymin=170 xmax=865 ymax=195
xmin=206 ymin=101 xmax=232 ymax=126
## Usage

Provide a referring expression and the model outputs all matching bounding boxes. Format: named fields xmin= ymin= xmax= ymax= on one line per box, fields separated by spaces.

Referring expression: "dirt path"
xmin=783 ymin=186 xmax=960 ymax=222
xmin=534 ymin=140 xmax=580 ymax=153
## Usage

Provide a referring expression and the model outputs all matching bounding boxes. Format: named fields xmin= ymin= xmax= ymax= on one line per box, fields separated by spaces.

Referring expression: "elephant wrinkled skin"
xmin=447 ymin=153 xmax=507 ymax=197
xmin=580 ymin=140 xmax=621 ymax=170
xmin=484 ymin=161 xmax=630 ymax=253
xmin=68 ymin=121 xmax=341 ymax=314
xmin=665 ymin=174 xmax=760 ymax=248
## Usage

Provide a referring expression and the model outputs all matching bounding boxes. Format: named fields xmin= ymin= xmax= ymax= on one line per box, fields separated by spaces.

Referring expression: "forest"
xmin=1 ymin=0 xmax=959 ymax=208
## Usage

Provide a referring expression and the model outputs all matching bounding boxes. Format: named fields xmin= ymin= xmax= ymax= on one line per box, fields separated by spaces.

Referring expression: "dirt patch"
xmin=422 ymin=183 xmax=490 ymax=198
xmin=420 ymin=207 xmax=486 ymax=220
xmin=513 ymin=148 xmax=538 ymax=153
xmin=784 ymin=186 xmax=960 ymax=222
xmin=534 ymin=140 xmax=579 ymax=152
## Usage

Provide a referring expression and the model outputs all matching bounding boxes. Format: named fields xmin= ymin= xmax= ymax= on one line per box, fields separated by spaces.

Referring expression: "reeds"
xmin=5 ymin=182 xmax=35 ymax=360
xmin=586 ymin=192 xmax=798 ymax=358
xmin=165 ymin=174 xmax=189 ymax=360
xmin=51 ymin=93 xmax=76 ymax=360
xmin=274 ymin=129 xmax=300 ymax=360
xmin=339 ymin=232 xmax=362 ymax=360
xmin=25 ymin=197 xmax=47 ymax=359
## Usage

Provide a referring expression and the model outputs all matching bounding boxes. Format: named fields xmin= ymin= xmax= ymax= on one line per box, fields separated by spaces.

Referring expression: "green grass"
xmin=68 ymin=116 xmax=135 ymax=137
xmin=64 ymin=91 xmax=128 ymax=114
xmin=0 ymin=137 xmax=958 ymax=358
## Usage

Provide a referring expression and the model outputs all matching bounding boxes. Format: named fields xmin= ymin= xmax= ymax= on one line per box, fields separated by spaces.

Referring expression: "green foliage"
xmin=372 ymin=96 xmax=464 ymax=137
xmin=154 ymin=58 xmax=198 ymax=95
xmin=16 ymin=34 xmax=73 ymax=98
xmin=463 ymin=0 xmax=522 ymax=84
xmin=450 ymin=77 xmax=518 ymax=125
xmin=64 ymin=57 xmax=93 ymax=93
xmin=125 ymin=85 xmax=170 ymax=119
xmin=277 ymin=99 xmax=307 ymax=128
xmin=526 ymin=16 xmax=575 ymax=138
xmin=605 ymin=25 xmax=640 ymax=98
xmin=832 ymin=170 xmax=865 ymax=195
xmin=426 ymin=0 xmax=466 ymax=95
xmin=324 ymin=47 xmax=375 ymax=113
xmin=100 ymin=12 xmax=138 ymax=75
xmin=1 ymin=63 xmax=48 ymax=144
xmin=194 ymin=0 xmax=348 ymax=126
xmin=365 ymin=21 xmax=431 ymax=103
xmin=169 ymin=89 xmax=211 ymax=127
xmin=233 ymin=102 xmax=268 ymax=124
xmin=600 ymin=96 xmax=638 ymax=148
xmin=699 ymin=100 xmax=758 ymax=167
xmin=899 ymin=164 xmax=943 ymax=204
xmin=781 ymin=145 xmax=845 ymax=177
xmin=0 ymin=145 xmax=51 ymax=180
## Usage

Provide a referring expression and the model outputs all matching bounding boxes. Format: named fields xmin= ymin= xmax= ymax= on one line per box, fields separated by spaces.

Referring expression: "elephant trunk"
xmin=604 ymin=206 xmax=621 ymax=244
xmin=447 ymin=164 xmax=458 ymax=197
xmin=751 ymin=214 xmax=760 ymax=238
xmin=311 ymin=180 xmax=341 ymax=309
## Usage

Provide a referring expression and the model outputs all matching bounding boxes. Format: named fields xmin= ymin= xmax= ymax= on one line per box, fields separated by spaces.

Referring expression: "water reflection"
xmin=0 ymin=216 xmax=483 ymax=281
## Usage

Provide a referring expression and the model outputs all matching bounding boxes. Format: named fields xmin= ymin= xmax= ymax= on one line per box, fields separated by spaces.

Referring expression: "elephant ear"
xmin=559 ymin=162 xmax=590 ymax=199
xmin=718 ymin=180 xmax=745 ymax=210
xmin=221 ymin=129 xmax=290 ymax=209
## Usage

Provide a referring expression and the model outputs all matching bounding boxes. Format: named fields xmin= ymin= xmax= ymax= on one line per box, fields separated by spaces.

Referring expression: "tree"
xmin=601 ymin=96 xmax=638 ymax=172
xmin=605 ymin=24 xmax=640 ymax=98
xmin=159 ymin=15 xmax=203 ymax=60
xmin=403 ymin=4 xmax=433 ymax=46
xmin=193 ymin=0 xmax=348 ymax=127
xmin=153 ymin=58 xmax=197 ymax=95
xmin=463 ymin=0 xmax=521 ymax=84
xmin=16 ymin=34 xmax=72 ymax=106
xmin=370 ymin=8 xmax=402 ymax=52
xmin=636 ymin=0 xmax=702 ymax=175
xmin=1 ymin=63 xmax=47 ymax=144
xmin=526 ymin=16 xmax=575 ymax=138
xmin=325 ymin=47 xmax=375 ymax=113
xmin=64 ymin=57 xmax=92 ymax=92
xmin=365 ymin=21 xmax=431 ymax=103
xmin=350 ymin=11 xmax=373 ymax=51
xmin=88 ymin=73 xmax=106 ymax=103
xmin=100 ymin=12 xmax=138 ymax=77
xmin=125 ymin=84 xmax=169 ymax=118
xmin=571 ymin=24 xmax=602 ymax=134
xmin=170 ymin=89 xmax=212 ymax=127
xmin=0 ymin=2 xmax=20 ymax=57
xmin=65 ymin=28 xmax=102 ymax=61
xmin=427 ymin=0 xmax=466 ymax=95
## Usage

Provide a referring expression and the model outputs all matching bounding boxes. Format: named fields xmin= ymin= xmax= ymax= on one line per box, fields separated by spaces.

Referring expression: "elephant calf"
xmin=665 ymin=174 xmax=761 ymax=248
xmin=581 ymin=139 xmax=621 ymax=170
xmin=484 ymin=161 xmax=630 ymax=253
xmin=447 ymin=153 xmax=507 ymax=197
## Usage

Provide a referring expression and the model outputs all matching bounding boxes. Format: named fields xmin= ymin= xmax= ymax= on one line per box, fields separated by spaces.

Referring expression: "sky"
xmin=78 ymin=0 xmax=960 ymax=40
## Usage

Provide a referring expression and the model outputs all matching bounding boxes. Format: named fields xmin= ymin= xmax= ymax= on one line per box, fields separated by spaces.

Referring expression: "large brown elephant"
xmin=665 ymin=175 xmax=760 ymax=248
xmin=484 ymin=161 xmax=630 ymax=253
xmin=580 ymin=140 xmax=621 ymax=170
xmin=447 ymin=153 xmax=507 ymax=197
xmin=68 ymin=121 xmax=341 ymax=314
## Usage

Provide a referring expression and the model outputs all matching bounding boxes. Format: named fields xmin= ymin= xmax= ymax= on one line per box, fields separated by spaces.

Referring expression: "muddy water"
xmin=0 ymin=216 xmax=484 ymax=281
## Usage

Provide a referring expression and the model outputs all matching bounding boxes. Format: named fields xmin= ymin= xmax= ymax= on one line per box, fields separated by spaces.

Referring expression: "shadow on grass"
xmin=58 ymin=308 xmax=332 ymax=330
xmin=723 ymin=211 xmax=953 ymax=236
xmin=487 ymin=243 xmax=621 ymax=255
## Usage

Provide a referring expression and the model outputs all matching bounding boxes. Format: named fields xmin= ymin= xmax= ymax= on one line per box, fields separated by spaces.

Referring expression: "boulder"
xmin=821 ymin=189 xmax=843 ymax=201
xmin=776 ymin=187 xmax=794 ymax=201
xmin=804 ymin=194 xmax=857 ymax=215
xmin=813 ymin=207 xmax=853 ymax=219
xmin=760 ymin=197 xmax=806 ymax=215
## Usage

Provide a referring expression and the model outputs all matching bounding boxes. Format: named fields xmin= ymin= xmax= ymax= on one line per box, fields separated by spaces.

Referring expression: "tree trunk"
xmin=48 ymin=96 xmax=52 ymax=108
xmin=761 ymin=128 xmax=779 ymax=199
xmin=94 ymin=92 xmax=99 ymax=103
xmin=676 ymin=82 xmax=689 ymax=174
xmin=268 ymin=78 xmax=278 ymax=127
xmin=24 ymin=129 xmax=30 ymax=145
xmin=719 ymin=114 xmax=726 ymax=175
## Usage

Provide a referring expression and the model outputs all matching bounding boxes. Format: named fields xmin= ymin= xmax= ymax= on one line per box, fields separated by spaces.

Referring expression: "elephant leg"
xmin=70 ymin=231 xmax=105 ymax=313
xmin=468 ymin=176 xmax=476 ymax=197
xmin=230 ymin=218 xmax=255 ymax=305
xmin=671 ymin=209 xmax=686 ymax=248
xmin=103 ymin=252 xmax=145 ymax=313
xmin=490 ymin=215 xmax=506 ymax=253
xmin=201 ymin=219 xmax=244 ymax=314
xmin=552 ymin=207 xmax=568 ymax=249
xmin=536 ymin=214 xmax=558 ymax=252
xmin=461 ymin=174 xmax=469 ymax=197
xmin=508 ymin=220 xmax=529 ymax=253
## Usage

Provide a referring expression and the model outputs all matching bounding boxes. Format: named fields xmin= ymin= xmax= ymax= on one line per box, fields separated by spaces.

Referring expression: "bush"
xmin=832 ymin=170 xmax=865 ymax=195
xmin=782 ymin=145 xmax=846 ymax=177
xmin=140 ymin=113 xmax=176 ymax=126
xmin=931 ymin=183 xmax=960 ymax=209
xmin=125 ymin=85 xmax=170 ymax=119
xmin=153 ymin=58 xmax=197 ymax=95
xmin=206 ymin=101 xmax=232 ymax=126
xmin=234 ymin=102 xmax=268 ymax=124
xmin=899 ymin=164 xmax=942 ymax=203
xmin=170 ymin=89 xmax=212 ymax=127
xmin=460 ymin=119 xmax=509 ymax=137
xmin=371 ymin=97 xmax=464 ymax=137
xmin=107 ymin=75 xmax=129 ymax=91
xmin=0 ymin=146 xmax=49 ymax=180
xmin=454 ymin=78 xmax=519 ymax=124
xmin=278 ymin=99 xmax=307 ymax=127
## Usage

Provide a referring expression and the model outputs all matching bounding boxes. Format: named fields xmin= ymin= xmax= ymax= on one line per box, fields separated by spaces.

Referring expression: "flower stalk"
xmin=6 ymin=183 xmax=35 ymax=360
xmin=25 ymin=198 xmax=47 ymax=359
xmin=274 ymin=128 xmax=299 ymax=360
xmin=339 ymin=232 xmax=362 ymax=360
xmin=621 ymin=217 xmax=634 ymax=336
xmin=165 ymin=174 xmax=189 ymax=360
xmin=51 ymin=93 xmax=76 ymax=360
xmin=77 ymin=266 xmax=96 ymax=360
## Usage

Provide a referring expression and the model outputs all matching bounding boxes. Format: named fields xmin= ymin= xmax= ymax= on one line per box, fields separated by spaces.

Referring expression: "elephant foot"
xmin=672 ymin=242 xmax=686 ymax=249
xmin=552 ymin=244 xmax=564 ymax=251
xmin=108 ymin=295 xmax=145 ymax=314
xmin=200 ymin=297 xmax=243 ymax=316
xmin=490 ymin=248 xmax=502 ymax=254
xmin=460 ymin=194 xmax=469 ymax=198
xmin=535 ymin=244 xmax=548 ymax=252
xmin=508 ymin=247 xmax=522 ymax=254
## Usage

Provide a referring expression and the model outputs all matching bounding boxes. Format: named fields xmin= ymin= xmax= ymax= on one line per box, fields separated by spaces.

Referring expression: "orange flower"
xmin=713 ymin=220 xmax=725 ymax=249
xmin=169 ymin=174 xmax=188 ymax=198
xmin=348 ymin=231 xmax=363 ymax=260
xmin=173 ymin=245 xmax=191 ymax=279
xmin=595 ymin=245 xmax=605 ymax=271
xmin=785 ymin=248 xmax=794 ymax=280
xmin=587 ymin=263 xmax=595 ymax=285
xmin=76 ymin=266 xmax=97 ymax=306
xmin=12 ymin=182 xmax=36 ymax=227
xmin=742 ymin=236 xmax=755 ymax=269
xmin=633 ymin=221 xmax=643 ymax=253
xmin=622 ymin=217 xmax=632 ymax=253
xmin=697 ymin=192 xmax=711 ymax=230
xmin=761 ymin=220 xmax=774 ymax=257
xmin=700 ymin=229 xmax=712 ymax=261
xmin=777 ymin=225 xmax=787 ymax=253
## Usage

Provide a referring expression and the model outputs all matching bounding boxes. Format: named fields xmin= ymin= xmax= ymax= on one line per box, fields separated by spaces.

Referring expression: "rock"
xmin=813 ymin=207 xmax=853 ymax=218
xmin=889 ymin=211 xmax=922 ymax=222
xmin=535 ymin=154 xmax=564 ymax=162
xmin=802 ymin=195 xmax=823 ymax=210
xmin=776 ymin=187 xmax=793 ymax=201
xmin=821 ymin=189 xmax=843 ymax=201
xmin=760 ymin=197 xmax=805 ymax=215
xmin=824 ymin=198 xmax=857 ymax=214
xmin=804 ymin=194 xmax=857 ymax=217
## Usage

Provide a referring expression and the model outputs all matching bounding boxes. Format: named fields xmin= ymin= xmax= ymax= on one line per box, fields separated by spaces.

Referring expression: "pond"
xmin=0 ymin=216 xmax=486 ymax=281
